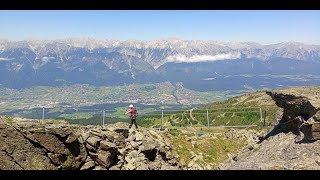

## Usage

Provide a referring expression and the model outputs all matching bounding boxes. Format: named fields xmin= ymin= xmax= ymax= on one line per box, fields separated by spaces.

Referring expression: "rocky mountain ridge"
xmin=1 ymin=38 xmax=320 ymax=89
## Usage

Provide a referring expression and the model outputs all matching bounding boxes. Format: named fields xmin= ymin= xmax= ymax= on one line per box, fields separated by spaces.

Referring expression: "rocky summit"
xmin=0 ymin=120 xmax=181 ymax=170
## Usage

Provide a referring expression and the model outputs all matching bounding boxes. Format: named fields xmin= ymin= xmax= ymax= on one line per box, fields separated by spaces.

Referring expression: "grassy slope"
xmin=146 ymin=90 xmax=279 ymax=128
xmin=139 ymin=86 xmax=320 ymax=128
xmin=201 ymin=86 xmax=320 ymax=125
xmin=170 ymin=128 xmax=247 ymax=169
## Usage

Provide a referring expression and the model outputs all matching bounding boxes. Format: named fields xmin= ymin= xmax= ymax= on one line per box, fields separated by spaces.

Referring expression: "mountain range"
xmin=1 ymin=38 xmax=320 ymax=90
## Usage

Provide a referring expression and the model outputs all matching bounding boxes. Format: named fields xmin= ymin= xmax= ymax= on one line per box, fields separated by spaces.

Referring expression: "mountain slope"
xmin=1 ymin=38 xmax=320 ymax=89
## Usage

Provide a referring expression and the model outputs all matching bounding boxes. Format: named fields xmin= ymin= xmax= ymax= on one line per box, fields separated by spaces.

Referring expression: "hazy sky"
xmin=0 ymin=10 xmax=319 ymax=44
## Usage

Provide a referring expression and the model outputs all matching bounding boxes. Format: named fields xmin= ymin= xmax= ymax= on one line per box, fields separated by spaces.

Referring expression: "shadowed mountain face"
xmin=1 ymin=39 xmax=320 ymax=90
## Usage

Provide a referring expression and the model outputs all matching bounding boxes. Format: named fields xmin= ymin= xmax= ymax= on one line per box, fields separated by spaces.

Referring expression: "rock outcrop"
xmin=264 ymin=91 xmax=320 ymax=142
xmin=218 ymin=91 xmax=320 ymax=170
xmin=219 ymin=132 xmax=320 ymax=170
xmin=0 ymin=120 xmax=181 ymax=170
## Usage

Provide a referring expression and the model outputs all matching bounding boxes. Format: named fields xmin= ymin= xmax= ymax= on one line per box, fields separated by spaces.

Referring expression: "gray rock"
xmin=85 ymin=156 xmax=93 ymax=162
xmin=86 ymin=142 xmax=97 ymax=152
xmin=96 ymin=150 xmax=115 ymax=168
xmin=126 ymin=134 xmax=136 ymax=142
xmin=89 ymin=131 xmax=102 ymax=138
xmin=80 ymin=134 xmax=90 ymax=145
xmin=80 ymin=161 xmax=95 ymax=170
xmin=148 ymin=160 xmax=162 ymax=170
xmin=136 ymin=141 xmax=143 ymax=145
xmin=125 ymin=163 xmax=136 ymax=170
xmin=78 ymin=135 xmax=84 ymax=144
xmin=107 ymin=123 xmax=129 ymax=138
xmin=118 ymin=148 xmax=126 ymax=155
xmin=65 ymin=133 xmax=78 ymax=143
xmin=130 ymin=141 xmax=139 ymax=150
xmin=88 ymin=152 xmax=98 ymax=160
xmin=86 ymin=136 xmax=101 ymax=148
xmin=136 ymin=163 xmax=149 ymax=170
xmin=266 ymin=91 xmax=320 ymax=141
xmin=141 ymin=139 xmax=157 ymax=152
xmin=47 ymin=153 xmax=63 ymax=165
xmin=114 ymin=128 xmax=129 ymax=138
xmin=0 ymin=122 xmax=58 ymax=170
xmin=221 ymin=132 xmax=320 ymax=170
xmin=93 ymin=166 xmax=107 ymax=170
xmin=187 ymin=160 xmax=194 ymax=168
xmin=32 ymin=133 xmax=68 ymax=154
xmin=101 ymin=131 xmax=116 ymax=142
xmin=135 ymin=132 xmax=145 ymax=141
xmin=47 ymin=126 xmax=73 ymax=138
xmin=100 ymin=140 xmax=116 ymax=151
xmin=109 ymin=164 xmax=121 ymax=170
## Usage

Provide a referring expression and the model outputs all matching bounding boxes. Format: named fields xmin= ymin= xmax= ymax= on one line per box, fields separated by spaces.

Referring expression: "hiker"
xmin=124 ymin=104 xmax=138 ymax=129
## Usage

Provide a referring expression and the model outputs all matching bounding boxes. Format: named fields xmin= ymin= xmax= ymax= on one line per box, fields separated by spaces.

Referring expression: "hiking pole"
xmin=207 ymin=109 xmax=209 ymax=128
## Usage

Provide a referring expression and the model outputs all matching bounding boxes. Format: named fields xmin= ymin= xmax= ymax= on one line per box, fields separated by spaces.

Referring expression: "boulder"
xmin=130 ymin=141 xmax=139 ymax=150
xmin=109 ymin=164 xmax=122 ymax=170
xmin=140 ymin=139 xmax=158 ymax=161
xmin=135 ymin=132 xmax=145 ymax=141
xmin=0 ymin=121 xmax=57 ymax=170
xmin=100 ymin=131 xmax=116 ymax=142
xmin=107 ymin=123 xmax=129 ymax=138
xmin=96 ymin=150 xmax=116 ymax=168
xmin=100 ymin=140 xmax=116 ymax=151
xmin=46 ymin=126 xmax=73 ymax=138
xmin=85 ymin=142 xmax=97 ymax=152
xmin=265 ymin=91 xmax=320 ymax=142
xmin=148 ymin=160 xmax=162 ymax=170
xmin=80 ymin=161 xmax=95 ymax=170
xmin=136 ymin=163 xmax=149 ymax=170
xmin=93 ymin=166 xmax=107 ymax=170
xmin=25 ymin=132 xmax=67 ymax=154
xmin=88 ymin=152 xmax=98 ymax=160
xmin=65 ymin=133 xmax=78 ymax=143
xmin=86 ymin=136 xmax=101 ymax=148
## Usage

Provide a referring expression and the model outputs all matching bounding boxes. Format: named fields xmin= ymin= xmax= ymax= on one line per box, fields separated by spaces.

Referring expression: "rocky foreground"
xmin=219 ymin=90 xmax=320 ymax=170
xmin=1 ymin=89 xmax=320 ymax=170
xmin=0 ymin=120 xmax=180 ymax=170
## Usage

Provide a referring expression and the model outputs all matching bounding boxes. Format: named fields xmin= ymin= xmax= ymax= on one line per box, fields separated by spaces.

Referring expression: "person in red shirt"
xmin=125 ymin=104 xmax=138 ymax=129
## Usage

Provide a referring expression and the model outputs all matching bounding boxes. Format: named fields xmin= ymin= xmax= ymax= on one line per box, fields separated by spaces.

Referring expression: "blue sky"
xmin=0 ymin=10 xmax=319 ymax=44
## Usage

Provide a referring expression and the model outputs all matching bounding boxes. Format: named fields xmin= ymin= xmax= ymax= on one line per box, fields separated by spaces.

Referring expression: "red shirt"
xmin=129 ymin=108 xmax=135 ymax=114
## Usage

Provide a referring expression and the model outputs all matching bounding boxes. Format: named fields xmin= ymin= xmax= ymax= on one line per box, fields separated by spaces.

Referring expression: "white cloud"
xmin=41 ymin=57 xmax=56 ymax=61
xmin=0 ymin=57 xmax=13 ymax=61
xmin=202 ymin=77 xmax=216 ymax=81
xmin=165 ymin=53 xmax=241 ymax=63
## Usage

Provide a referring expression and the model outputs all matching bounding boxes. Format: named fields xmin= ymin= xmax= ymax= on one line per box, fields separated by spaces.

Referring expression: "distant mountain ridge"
xmin=1 ymin=38 xmax=319 ymax=68
xmin=0 ymin=38 xmax=320 ymax=89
